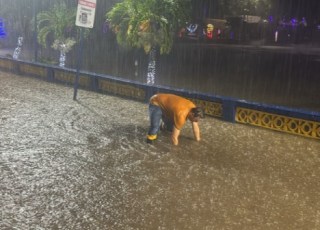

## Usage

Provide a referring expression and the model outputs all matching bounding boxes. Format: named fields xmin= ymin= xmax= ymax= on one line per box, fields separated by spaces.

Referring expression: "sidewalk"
xmin=1 ymin=71 xmax=320 ymax=229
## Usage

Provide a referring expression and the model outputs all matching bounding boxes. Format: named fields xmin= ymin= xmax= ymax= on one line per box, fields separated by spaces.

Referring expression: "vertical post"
xmin=74 ymin=0 xmax=96 ymax=100
xmin=222 ymin=99 xmax=236 ymax=122
xmin=73 ymin=28 xmax=84 ymax=101
xmin=33 ymin=0 xmax=38 ymax=62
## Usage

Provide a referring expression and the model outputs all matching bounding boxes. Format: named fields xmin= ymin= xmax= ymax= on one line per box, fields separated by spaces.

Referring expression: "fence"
xmin=0 ymin=57 xmax=319 ymax=140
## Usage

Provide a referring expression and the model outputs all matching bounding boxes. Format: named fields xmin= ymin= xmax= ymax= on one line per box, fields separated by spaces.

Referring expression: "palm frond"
xmin=106 ymin=0 xmax=192 ymax=54
xmin=36 ymin=3 xmax=77 ymax=49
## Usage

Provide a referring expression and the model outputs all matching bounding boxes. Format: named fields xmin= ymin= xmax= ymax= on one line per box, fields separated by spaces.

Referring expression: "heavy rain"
xmin=1 ymin=0 xmax=320 ymax=229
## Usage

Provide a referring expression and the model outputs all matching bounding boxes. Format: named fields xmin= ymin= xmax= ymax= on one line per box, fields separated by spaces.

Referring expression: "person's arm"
xmin=192 ymin=122 xmax=201 ymax=141
xmin=171 ymin=126 xmax=181 ymax=145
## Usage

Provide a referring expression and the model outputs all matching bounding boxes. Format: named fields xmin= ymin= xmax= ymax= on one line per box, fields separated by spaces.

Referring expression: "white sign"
xmin=76 ymin=0 xmax=96 ymax=28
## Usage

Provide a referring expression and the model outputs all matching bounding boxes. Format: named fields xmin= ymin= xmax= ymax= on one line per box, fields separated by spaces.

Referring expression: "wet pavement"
xmin=1 ymin=71 xmax=320 ymax=229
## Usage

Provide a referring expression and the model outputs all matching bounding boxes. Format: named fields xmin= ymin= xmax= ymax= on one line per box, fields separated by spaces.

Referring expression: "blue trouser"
xmin=147 ymin=104 xmax=162 ymax=139
xmin=147 ymin=104 xmax=174 ymax=141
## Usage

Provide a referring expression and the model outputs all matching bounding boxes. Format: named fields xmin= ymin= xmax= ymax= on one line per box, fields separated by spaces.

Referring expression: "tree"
xmin=218 ymin=0 xmax=271 ymax=18
xmin=106 ymin=0 xmax=192 ymax=85
xmin=36 ymin=2 xmax=79 ymax=67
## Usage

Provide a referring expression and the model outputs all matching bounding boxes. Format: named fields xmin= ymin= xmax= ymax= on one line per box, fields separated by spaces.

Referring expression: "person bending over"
xmin=147 ymin=93 xmax=204 ymax=145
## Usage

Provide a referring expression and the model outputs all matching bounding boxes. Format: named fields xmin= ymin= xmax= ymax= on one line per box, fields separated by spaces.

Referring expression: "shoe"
xmin=146 ymin=134 xmax=157 ymax=144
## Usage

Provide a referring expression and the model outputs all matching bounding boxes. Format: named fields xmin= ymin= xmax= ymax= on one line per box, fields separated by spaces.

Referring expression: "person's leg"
xmin=147 ymin=104 xmax=162 ymax=143
xmin=165 ymin=119 xmax=174 ymax=132
xmin=161 ymin=116 xmax=174 ymax=132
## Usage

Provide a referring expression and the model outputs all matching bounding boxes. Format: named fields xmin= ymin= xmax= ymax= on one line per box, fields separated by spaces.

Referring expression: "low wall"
xmin=1 ymin=57 xmax=319 ymax=140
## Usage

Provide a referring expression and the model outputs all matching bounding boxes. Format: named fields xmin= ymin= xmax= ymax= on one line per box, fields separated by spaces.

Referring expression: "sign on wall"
xmin=75 ymin=0 xmax=96 ymax=28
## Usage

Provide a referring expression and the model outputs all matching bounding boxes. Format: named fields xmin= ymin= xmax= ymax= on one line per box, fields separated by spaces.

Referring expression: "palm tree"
xmin=106 ymin=0 xmax=191 ymax=85
xmin=37 ymin=2 xmax=78 ymax=67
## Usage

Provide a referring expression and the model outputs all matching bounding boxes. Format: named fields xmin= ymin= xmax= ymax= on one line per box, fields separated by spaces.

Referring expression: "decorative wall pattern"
xmin=98 ymin=79 xmax=145 ymax=101
xmin=0 ymin=59 xmax=14 ymax=70
xmin=236 ymin=107 xmax=320 ymax=140
xmin=190 ymin=98 xmax=223 ymax=118
xmin=19 ymin=64 xmax=46 ymax=78
xmin=54 ymin=70 xmax=90 ymax=87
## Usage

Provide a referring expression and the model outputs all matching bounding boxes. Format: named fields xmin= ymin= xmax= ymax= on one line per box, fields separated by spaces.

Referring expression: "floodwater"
xmin=1 ymin=71 xmax=320 ymax=229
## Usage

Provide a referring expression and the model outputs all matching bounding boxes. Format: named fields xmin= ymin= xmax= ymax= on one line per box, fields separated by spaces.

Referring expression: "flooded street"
xmin=1 ymin=71 xmax=320 ymax=229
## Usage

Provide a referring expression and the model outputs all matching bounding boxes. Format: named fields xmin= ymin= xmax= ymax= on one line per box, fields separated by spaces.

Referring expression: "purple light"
xmin=268 ymin=16 xmax=273 ymax=23
xmin=0 ymin=18 xmax=7 ymax=38
xmin=301 ymin=17 xmax=307 ymax=27
xmin=290 ymin=18 xmax=298 ymax=26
